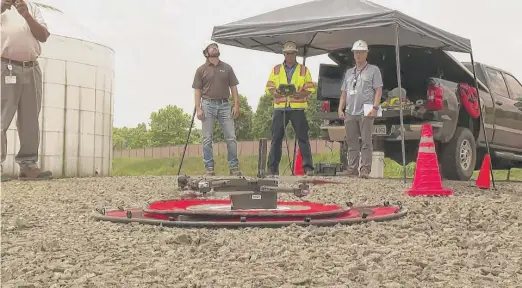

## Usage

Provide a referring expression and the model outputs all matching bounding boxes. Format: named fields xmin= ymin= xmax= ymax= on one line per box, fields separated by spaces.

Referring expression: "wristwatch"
xmin=372 ymin=105 xmax=379 ymax=111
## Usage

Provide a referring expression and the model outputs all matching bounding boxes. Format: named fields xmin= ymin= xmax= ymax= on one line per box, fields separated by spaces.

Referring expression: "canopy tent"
xmin=211 ymin=0 xmax=494 ymax=186
xmin=211 ymin=0 xmax=472 ymax=56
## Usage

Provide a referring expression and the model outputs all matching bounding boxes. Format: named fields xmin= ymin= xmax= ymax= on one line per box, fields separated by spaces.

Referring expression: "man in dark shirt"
xmin=192 ymin=42 xmax=241 ymax=176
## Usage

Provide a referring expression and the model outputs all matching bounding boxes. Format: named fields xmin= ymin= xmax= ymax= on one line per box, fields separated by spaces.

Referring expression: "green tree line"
xmin=113 ymin=84 xmax=323 ymax=150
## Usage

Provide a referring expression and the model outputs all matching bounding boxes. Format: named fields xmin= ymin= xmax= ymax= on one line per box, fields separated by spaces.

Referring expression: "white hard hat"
xmin=352 ymin=40 xmax=369 ymax=51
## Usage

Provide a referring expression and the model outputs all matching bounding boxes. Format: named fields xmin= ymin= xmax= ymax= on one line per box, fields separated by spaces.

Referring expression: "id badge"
xmin=349 ymin=90 xmax=357 ymax=96
xmin=5 ymin=76 xmax=16 ymax=84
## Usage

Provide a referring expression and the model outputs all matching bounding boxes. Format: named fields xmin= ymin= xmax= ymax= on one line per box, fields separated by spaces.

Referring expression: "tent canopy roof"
xmin=211 ymin=0 xmax=472 ymax=56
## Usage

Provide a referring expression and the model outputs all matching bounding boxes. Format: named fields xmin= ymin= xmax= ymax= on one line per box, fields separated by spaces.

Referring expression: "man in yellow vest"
xmin=265 ymin=41 xmax=316 ymax=176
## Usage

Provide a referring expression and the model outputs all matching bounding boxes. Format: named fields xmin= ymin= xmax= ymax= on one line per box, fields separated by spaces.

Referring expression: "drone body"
xmin=176 ymin=175 xmax=343 ymax=210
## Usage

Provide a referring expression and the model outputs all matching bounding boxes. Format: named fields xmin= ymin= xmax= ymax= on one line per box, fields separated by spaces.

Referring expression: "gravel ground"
xmin=1 ymin=175 xmax=522 ymax=288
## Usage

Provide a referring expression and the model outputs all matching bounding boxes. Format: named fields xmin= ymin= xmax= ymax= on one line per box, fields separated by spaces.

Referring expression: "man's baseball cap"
xmin=351 ymin=40 xmax=369 ymax=51
xmin=282 ymin=41 xmax=298 ymax=53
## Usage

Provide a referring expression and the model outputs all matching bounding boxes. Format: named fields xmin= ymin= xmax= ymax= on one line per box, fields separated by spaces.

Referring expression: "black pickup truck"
xmin=317 ymin=45 xmax=522 ymax=181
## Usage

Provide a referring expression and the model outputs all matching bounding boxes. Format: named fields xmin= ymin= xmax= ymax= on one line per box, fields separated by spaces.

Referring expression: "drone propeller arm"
xmin=260 ymin=185 xmax=311 ymax=198
xmin=178 ymin=176 xmax=337 ymax=198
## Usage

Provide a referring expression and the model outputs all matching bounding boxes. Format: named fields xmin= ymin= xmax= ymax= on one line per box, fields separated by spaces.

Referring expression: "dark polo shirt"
xmin=192 ymin=60 xmax=239 ymax=100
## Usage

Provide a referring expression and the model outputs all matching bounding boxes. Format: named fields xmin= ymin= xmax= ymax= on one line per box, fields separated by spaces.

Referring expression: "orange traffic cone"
xmin=475 ymin=154 xmax=491 ymax=189
xmin=293 ymin=147 xmax=304 ymax=176
xmin=406 ymin=124 xmax=453 ymax=196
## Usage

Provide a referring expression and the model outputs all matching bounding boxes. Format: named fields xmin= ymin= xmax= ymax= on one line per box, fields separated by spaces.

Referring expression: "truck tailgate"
xmin=319 ymin=106 xmax=443 ymax=142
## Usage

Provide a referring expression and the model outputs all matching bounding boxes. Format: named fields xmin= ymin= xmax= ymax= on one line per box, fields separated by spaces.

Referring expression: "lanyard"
xmin=352 ymin=63 xmax=368 ymax=90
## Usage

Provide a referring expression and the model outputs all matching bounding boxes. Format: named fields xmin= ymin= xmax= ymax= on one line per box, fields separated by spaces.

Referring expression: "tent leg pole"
xmin=470 ymin=52 xmax=496 ymax=189
xmin=394 ymin=24 xmax=407 ymax=183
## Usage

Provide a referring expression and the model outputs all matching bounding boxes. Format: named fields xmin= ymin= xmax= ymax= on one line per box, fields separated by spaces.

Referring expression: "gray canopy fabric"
xmin=211 ymin=0 xmax=472 ymax=56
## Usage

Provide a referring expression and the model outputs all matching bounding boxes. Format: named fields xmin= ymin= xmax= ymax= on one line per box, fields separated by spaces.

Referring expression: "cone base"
xmin=468 ymin=183 xmax=491 ymax=190
xmin=405 ymin=189 xmax=453 ymax=196
xmin=293 ymin=148 xmax=304 ymax=176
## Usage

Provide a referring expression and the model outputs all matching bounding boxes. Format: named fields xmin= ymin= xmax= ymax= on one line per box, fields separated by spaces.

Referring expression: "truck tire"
xmin=440 ymin=127 xmax=477 ymax=181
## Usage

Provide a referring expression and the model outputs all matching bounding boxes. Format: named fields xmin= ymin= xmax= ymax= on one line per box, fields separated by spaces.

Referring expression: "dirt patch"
xmin=2 ymin=176 xmax=521 ymax=287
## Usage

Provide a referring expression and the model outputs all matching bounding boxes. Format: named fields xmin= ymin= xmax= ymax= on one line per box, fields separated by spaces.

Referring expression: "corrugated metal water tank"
xmin=3 ymin=2 xmax=115 ymax=177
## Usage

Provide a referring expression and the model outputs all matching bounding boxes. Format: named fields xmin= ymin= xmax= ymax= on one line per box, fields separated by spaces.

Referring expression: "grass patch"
xmin=112 ymin=152 xmax=522 ymax=181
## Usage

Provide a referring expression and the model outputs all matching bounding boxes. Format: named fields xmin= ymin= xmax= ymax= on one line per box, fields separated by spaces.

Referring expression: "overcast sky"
xmin=38 ymin=0 xmax=521 ymax=129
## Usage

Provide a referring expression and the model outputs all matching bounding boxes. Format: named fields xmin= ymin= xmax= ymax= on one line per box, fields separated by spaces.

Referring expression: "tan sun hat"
xmin=282 ymin=41 xmax=298 ymax=53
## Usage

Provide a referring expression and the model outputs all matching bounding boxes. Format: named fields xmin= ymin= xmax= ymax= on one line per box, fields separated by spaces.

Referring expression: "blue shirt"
xmin=284 ymin=61 xmax=297 ymax=83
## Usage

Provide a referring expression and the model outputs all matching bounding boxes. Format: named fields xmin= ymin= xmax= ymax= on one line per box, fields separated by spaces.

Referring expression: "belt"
xmin=203 ymin=98 xmax=229 ymax=103
xmin=1 ymin=57 xmax=37 ymax=68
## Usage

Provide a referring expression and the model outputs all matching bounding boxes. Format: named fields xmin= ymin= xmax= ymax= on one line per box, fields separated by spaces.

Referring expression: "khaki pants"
xmin=1 ymin=60 xmax=43 ymax=170
xmin=344 ymin=114 xmax=374 ymax=172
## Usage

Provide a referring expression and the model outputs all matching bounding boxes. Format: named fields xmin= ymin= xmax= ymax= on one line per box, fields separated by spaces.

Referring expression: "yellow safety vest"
xmin=265 ymin=63 xmax=316 ymax=109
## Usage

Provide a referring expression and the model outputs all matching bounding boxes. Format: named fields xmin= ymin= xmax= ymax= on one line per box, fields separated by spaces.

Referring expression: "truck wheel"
xmin=440 ymin=127 xmax=477 ymax=181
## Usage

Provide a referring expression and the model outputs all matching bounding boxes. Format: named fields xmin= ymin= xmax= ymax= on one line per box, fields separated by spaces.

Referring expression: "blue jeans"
xmin=201 ymin=99 xmax=239 ymax=169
